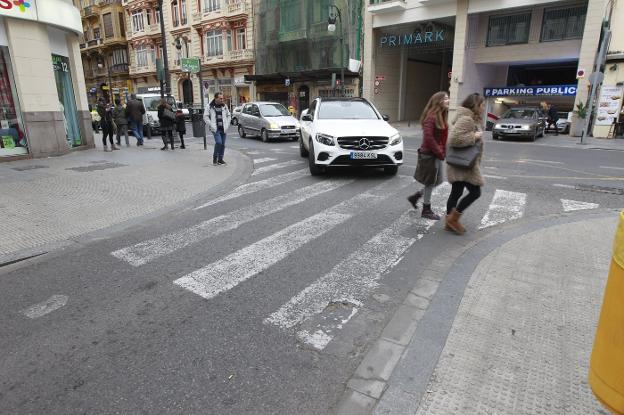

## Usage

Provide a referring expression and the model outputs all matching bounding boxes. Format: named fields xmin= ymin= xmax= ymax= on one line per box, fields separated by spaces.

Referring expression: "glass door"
xmin=52 ymin=54 xmax=82 ymax=148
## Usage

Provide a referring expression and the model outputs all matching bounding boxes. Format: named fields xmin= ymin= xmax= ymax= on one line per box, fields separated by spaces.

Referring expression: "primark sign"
xmin=484 ymin=85 xmax=577 ymax=97
xmin=380 ymin=30 xmax=445 ymax=47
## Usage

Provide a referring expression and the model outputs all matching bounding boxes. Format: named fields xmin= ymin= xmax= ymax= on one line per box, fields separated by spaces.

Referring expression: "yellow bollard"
xmin=589 ymin=211 xmax=624 ymax=415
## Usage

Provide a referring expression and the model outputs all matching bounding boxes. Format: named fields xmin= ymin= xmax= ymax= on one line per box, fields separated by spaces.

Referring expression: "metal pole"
xmin=108 ymin=62 xmax=113 ymax=104
xmin=158 ymin=0 xmax=171 ymax=97
xmin=198 ymin=71 xmax=206 ymax=150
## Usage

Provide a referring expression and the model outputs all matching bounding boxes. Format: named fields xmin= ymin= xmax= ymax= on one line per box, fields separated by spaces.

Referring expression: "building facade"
xmin=363 ymin=0 xmax=606 ymax=130
xmin=79 ymin=0 xmax=131 ymax=106
xmin=250 ymin=0 xmax=364 ymax=116
xmin=0 ymin=0 xmax=94 ymax=160
xmin=123 ymin=0 xmax=254 ymax=108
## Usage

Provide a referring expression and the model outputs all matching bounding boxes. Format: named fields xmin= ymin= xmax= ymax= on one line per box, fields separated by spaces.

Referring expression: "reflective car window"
xmin=502 ymin=109 xmax=537 ymax=119
xmin=260 ymin=104 xmax=290 ymax=117
xmin=318 ymin=101 xmax=379 ymax=120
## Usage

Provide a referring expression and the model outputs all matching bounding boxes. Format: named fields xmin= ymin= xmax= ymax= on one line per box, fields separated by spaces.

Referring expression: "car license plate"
xmin=505 ymin=129 xmax=515 ymax=133
xmin=350 ymin=151 xmax=378 ymax=160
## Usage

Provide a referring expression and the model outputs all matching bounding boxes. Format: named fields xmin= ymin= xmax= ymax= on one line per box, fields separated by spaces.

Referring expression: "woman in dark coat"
xmin=175 ymin=107 xmax=186 ymax=149
xmin=157 ymin=99 xmax=175 ymax=150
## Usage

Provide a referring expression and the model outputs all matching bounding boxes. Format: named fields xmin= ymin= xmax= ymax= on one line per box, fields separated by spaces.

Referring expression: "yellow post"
xmin=589 ymin=211 xmax=624 ymax=414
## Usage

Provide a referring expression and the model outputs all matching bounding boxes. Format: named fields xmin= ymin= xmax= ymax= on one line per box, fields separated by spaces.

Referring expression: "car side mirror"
xmin=302 ymin=114 xmax=313 ymax=122
xmin=382 ymin=115 xmax=390 ymax=122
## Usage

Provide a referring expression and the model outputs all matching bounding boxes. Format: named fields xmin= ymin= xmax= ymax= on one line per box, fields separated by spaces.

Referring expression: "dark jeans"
xmin=446 ymin=181 xmax=482 ymax=214
xmin=101 ymin=123 xmax=114 ymax=146
xmin=162 ymin=129 xmax=174 ymax=148
xmin=116 ymin=124 xmax=129 ymax=145
xmin=213 ymin=130 xmax=226 ymax=162
xmin=131 ymin=120 xmax=144 ymax=143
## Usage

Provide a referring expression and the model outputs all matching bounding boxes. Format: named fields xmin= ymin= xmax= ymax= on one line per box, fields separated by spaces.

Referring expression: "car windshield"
xmin=502 ymin=109 xmax=537 ymax=119
xmin=318 ymin=100 xmax=379 ymax=120
xmin=143 ymin=96 xmax=176 ymax=111
xmin=260 ymin=104 xmax=290 ymax=117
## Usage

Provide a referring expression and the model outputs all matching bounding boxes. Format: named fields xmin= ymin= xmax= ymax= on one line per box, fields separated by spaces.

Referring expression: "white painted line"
xmin=112 ymin=179 xmax=353 ymax=266
xmin=252 ymin=160 xmax=303 ymax=176
xmin=193 ymin=168 xmax=308 ymax=210
xmin=266 ymin=183 xmax=450 ymax=350
xmin=561 ymin=199 xmax=599 ymax=212
xmin=479 ymin=189 xmax=527 ymax=230
xmin=483 ymin=174 xmax=507 ymax=180
xmin=599 ymin=165 xmax=624 ymax=171
xmin=253 ymin=157 xmax=277 ymax=164
xmin=246 ymin=150 xmax=262 ymax=155
xmin=519 ymin=159 xmax=563 ymax=165
xmin=484 ymin=166 xmax=499 ymax=170
xmin=174 ymin=177 xmax=413 ymax=300
xmin=553 ymin=184 xmax=575 ymax=189
xmin=289 ymin=145 xmax=299 ymax=149
xmin=21 ymin=295 xmax=68 ymax=319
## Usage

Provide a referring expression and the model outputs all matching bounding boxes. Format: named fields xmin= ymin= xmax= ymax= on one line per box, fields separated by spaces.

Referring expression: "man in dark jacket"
xmin=97 ymin=97 xmax=118 ymax=151
xmin=547 ymin=103 xmax=559 ymax=135
xmin=126 ymin=93 xmax=145 ymax=145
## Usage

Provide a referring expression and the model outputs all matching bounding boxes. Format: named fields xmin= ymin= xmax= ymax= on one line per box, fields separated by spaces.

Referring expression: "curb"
xmin=334 ymin=209 xmax=619 ymax=415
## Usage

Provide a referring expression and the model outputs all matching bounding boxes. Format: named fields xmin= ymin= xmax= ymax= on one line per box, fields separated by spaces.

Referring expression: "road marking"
xmin=483 ymin=174 xmax=507 ymax=180
xmin=479 ymin=189 xmax=527 ymax=229
xmin=112 ymin=179 xmax=353 ymax=266
xmin=21 ymin=295 xmax=68 ymax=319
xmin=561 ymin=199 xmax=599 ymax=212
xmin=289 ymin=145 xmax=299 ymax=149
xmin=252 ymin=160 xmax=303 ymax=176
xmin=174 ymin=177 xmax=412 ymax=300
xmin=600 ymin=165 xmax=624 ymax=171
xmin=253 ymin=157 xmax=277 ymax=164
xmin=246 ymin=150 xmax=262 ymax=155
xmin=193 ymin=168 xmax=308 ymax=210
xmin=553 ymin=184 xmax=575 ymax=189
xmin=266 ymin=183 xmax=450 ymax=350
xmin=518 ymin=159 xmax=564 ymax=165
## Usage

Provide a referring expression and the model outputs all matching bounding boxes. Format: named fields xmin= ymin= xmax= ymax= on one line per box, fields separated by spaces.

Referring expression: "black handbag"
xmin=162 ymin=108 xmax=176 ymax=121
xmin=446 ymin=140 xmax=483 ymax=168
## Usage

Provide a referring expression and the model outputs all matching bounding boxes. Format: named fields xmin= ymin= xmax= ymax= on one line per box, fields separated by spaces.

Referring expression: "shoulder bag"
xmin=446 ymin=140 xmax=483 ymax=168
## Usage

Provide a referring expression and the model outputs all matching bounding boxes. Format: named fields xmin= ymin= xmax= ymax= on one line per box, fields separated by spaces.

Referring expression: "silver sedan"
xmin=492 ymin=108 xmax=546 ymax=142
xmin=236 ymin=102 xmax=301 ymax=142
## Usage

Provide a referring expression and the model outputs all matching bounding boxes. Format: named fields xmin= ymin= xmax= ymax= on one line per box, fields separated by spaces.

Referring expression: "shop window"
xmin=236 ymin=28 xmax=246 ymax=50
xmin=0 ymin=47 xmax=28 ymax=157
xmin=541 ymin=6 xmax=586 ymax=42
xmin=103 ymin=13 xmax=114 ymax=38
xmin=486 ymin=13 xmax=531 ymax=46
xmin=52 ymin=55 xmax=82 ymax=149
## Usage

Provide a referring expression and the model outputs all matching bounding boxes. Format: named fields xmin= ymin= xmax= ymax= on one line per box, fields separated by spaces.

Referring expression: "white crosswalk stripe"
xmin=193 ymin=168 xmax=308 ymax=210
xmin=253 ymin=157 xmax=277 ymax=164
xmin=173 ymin=176 xmax=412 ymax=300
xmin=111 ymin=179 xmax=354 ymax=266
xmin=252 ymin=160 xmax=303 ymax=176
xmin=265 ymin=183 xmax=450 ymax=350
xmin=479 ymin=189 xmax=527 ymax=229
xmin=561 ymin=199 xmax=599 ymax=212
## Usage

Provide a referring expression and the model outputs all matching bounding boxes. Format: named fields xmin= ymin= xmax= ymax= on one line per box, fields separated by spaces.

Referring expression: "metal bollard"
xmin=589 ymin=211 xmax=624 ymax=415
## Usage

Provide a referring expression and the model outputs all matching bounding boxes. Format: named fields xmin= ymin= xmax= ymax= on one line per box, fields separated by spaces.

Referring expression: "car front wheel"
xmin=238 ymin=124 xmax=246 ymax=138
xmin=299 ymin=135 xmax=309 ymax=158
xmin=231 ymin=117 xmax=238 ymax=126
xmin=261 ymin=129 xmax=269 ymax=143
xmin=308 ymin=140 xmax=324 ymax=176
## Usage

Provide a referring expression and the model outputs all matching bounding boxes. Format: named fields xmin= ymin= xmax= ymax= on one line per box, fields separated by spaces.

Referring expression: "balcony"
xmin=368 ymin=0 xmax=407 ymax=14
xmin=278 ymin=28 xmax=307 ymax=43
xmin=84 ymin=38 xmax=104 ymax=49
xmin=227 ymin=48 xmax=254 ymax=62
xmin=225 ymin=0 xmax=247 ymax=16
xmin=129 ymin=25 xmax=161 ymax=40
xmin=81 ymin=4 xmax=101 ymax=18
xmin=129 ymin=62 xmax=157 ymax=75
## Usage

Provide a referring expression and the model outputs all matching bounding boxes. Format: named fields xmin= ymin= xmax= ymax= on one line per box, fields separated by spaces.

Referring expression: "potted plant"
xmin=571 ymin=101 xmax=587 ymax=137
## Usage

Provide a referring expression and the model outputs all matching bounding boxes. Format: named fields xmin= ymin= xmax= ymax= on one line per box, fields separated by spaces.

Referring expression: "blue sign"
xmin=484 ymin=85 xmax=577 ymax=97
xmin=380 ymin=31 xmax=445 ymax=47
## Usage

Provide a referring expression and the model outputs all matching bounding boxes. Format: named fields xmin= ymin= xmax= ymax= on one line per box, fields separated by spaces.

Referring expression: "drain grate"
xmin=66 ymin=162 xmax=127 ymax=172
xmin=11 ymin=165 xmax=49 ymax=171
xmin=575 ymin=184 xmax=624 ymax=195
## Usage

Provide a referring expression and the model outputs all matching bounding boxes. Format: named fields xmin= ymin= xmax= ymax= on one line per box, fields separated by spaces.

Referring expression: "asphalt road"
xmin=1 ymin=127 xmax=622 ymax=414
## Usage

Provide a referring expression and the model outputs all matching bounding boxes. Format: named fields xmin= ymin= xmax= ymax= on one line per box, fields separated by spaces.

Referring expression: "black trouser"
xmin=162 ymin=129 xmax=174 ymax=148
xmin=101 ymin=123 xmax=114 ymax=146
xmin=178 ymin=132 xmax=185 ymax=147
xmin=447 ymin=181 xmax=481 ymax=214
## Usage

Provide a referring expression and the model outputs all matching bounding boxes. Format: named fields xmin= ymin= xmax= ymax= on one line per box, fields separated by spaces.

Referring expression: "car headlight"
xmin=269 ymin=123 xmax=280 ymax=130
xmin=390 ymin=133 xmax=402 ymax=146
xmin=315 ymin=133 xmax=335 ymax=146
xmin=494 ymin=124 xmax=501 ymax=129
xmin=522 ymin=125 xmax=531 ymax=130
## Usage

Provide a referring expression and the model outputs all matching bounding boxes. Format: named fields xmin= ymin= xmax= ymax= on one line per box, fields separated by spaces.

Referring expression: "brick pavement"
xmin=0 ymin=136 xmax=251 ymax=263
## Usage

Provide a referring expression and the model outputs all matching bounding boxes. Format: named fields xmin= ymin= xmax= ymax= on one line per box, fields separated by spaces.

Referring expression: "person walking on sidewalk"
xmin=205 ymin=92 xmax=232 ymax=166
xmin=113 ymin=99 xmax=129 ymax=147
xmin=126 ymin=94 xmax=145 ymax=146
xmin=408 ymin=91 xmax=449 ymax=220
xmin=547 ymin=103 xmax=559 ymax=135
xmin=445 ymin=93 xmax=485 ymax=234
xmin=97 ymin=97 xmax=118 ymax=152
xmin=175 ymin=106 xmax=186 ymax=149
xmin=157 ymin=99 xmax=175 ymax=151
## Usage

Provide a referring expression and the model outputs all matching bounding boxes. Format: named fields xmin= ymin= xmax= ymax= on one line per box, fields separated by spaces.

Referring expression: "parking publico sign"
xmin=484 ymin=85 xmax=577 ymax=97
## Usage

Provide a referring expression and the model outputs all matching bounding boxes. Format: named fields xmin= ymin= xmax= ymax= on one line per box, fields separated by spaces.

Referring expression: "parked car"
xmin=492 ymin=107 xmax=546 ymax=141
xmin=299 ymin=97 xmax=403 ymax=176
xmin=237 ymin=102 xmax=301 ymax=142
xmin=556 ymin=111 xmax=572 ymax=134
xmin=136 ymin=93 xmax=178 ymax=136
xmin=231 ymin=105 xmax=243 ymax=126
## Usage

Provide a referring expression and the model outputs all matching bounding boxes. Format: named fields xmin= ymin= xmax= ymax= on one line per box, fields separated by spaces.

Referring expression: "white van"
xmin=135 ymin=93 xmax=178 ymax=136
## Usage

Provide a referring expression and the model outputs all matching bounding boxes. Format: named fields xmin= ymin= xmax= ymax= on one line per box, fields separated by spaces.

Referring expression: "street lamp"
xmin=327 ymin=5 xmax=344 ymax=97
xmin=157 ymin=0 xmax=172 ymax=98
xmin=97 ymin=54 xmax=113 ymax=103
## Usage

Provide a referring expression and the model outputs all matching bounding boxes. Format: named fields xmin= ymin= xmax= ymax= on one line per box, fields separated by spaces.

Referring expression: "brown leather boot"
xmin=421 ymin=204 xmax=441 ymax=220
xmin=445 ymin=208 xmax=466 ymax=235
xmin=407 ymin=191 xmax=422 ymax=209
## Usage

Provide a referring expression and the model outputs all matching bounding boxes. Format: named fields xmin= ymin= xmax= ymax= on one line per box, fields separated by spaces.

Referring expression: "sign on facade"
xmin=483 ymin=85 xmax=577 ymax=97
xmin=180 ymin=58 xmax=200 ymax=74
xmin=380 ymin=31 xmax=445 ymax=47
xmin=595 ymin=85 xmax=623 ymax=126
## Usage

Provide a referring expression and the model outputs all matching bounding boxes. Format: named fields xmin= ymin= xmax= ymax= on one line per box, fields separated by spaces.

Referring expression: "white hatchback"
xmin=299 ymin=98 xmax=403 ymax=175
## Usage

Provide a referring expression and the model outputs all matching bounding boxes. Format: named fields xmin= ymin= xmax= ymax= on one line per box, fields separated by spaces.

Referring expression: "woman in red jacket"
xmin=408 ymin=91 xmax=449 ymax=220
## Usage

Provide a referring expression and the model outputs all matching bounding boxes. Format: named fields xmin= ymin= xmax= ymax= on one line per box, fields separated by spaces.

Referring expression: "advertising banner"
xmin=596 ymin=85 xmax=623 ymax=126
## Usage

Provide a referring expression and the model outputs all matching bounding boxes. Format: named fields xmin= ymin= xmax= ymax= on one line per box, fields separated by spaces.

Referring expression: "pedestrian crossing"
xmin=109 ymin=159 xmax=602 ymax=351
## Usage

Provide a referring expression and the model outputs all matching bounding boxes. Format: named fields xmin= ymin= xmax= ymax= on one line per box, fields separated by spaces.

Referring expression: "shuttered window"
xmin=541 ymin=6 xmax=586 ymax=41
xmin=486 ymin=13 xmax=531 ymax=46
xmin=103 ymin=13 xmax=114 ymax=38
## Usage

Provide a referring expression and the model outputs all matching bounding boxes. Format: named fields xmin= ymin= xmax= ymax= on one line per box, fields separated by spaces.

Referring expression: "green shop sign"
xmin=181 ymin=57 xmax=201 ymax=74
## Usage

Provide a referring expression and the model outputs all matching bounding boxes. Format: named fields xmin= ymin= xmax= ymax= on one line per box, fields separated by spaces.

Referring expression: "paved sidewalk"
xmin=0 ymin=135 xmax=251 ymax=264
xmin=337 ymin=213 xmax=617 ymax=414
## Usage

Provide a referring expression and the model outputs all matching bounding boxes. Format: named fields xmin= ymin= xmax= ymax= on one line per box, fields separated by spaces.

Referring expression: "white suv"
xmin=299 ymin=97 xmax=403 ymax=175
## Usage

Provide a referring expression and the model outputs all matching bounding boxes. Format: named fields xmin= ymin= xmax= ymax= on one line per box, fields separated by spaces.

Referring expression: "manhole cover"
xmin=11 ymin=165 xmax=49 ymax=171
xmin=575 ymin=184 xmax=624 ymax=195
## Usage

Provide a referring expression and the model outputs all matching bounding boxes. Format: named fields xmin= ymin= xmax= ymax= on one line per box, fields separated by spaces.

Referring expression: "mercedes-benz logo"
xmin=359 ymin=138 xmax=371 ymax=150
